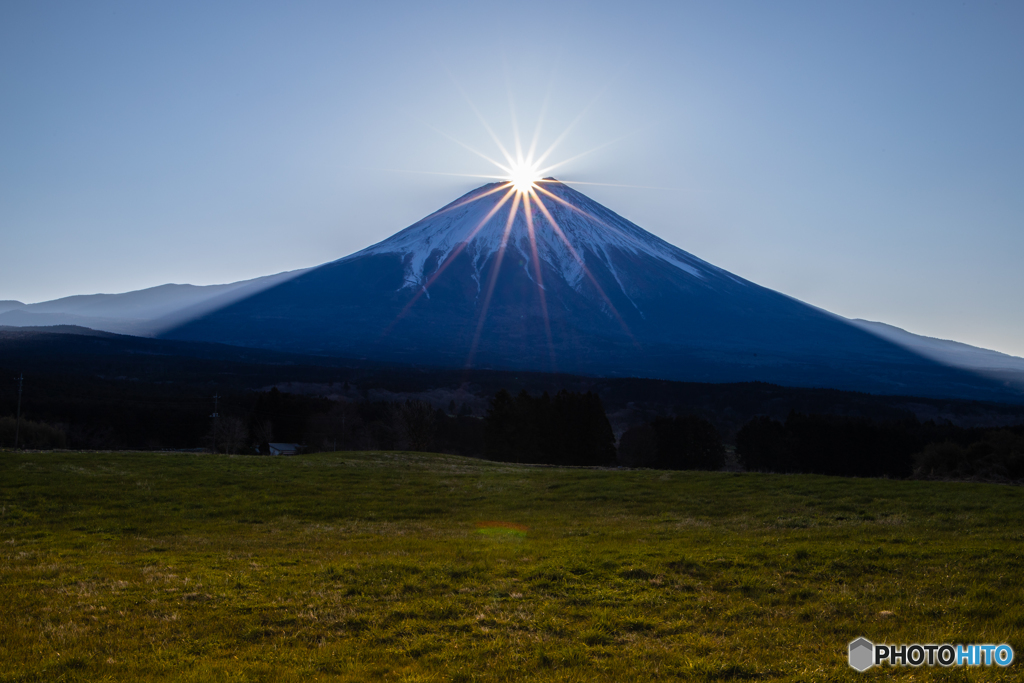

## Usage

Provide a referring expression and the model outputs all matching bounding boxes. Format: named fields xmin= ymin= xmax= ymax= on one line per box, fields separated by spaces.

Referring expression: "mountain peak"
xmin=160 ymin=181 xmax=1024 ymax=404
xmin=352 ymin=180 xmax=726 ymax=298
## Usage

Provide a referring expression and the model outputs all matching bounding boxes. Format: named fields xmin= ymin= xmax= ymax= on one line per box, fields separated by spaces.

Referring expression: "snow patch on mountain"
xmin=348 ymin=180 xmax=732 ymax=296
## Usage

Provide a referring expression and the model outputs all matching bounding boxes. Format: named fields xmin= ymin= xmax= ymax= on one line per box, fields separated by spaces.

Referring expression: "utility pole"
xmin=210 ymin=394 xmax=220 ymax=453
xmin=13 ymin=374 xmax=23 ymax=450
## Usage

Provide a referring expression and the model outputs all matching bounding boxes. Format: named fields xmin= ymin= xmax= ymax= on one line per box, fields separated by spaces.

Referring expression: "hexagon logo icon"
xmin=849 ymin=637 xmax=875 ymax=671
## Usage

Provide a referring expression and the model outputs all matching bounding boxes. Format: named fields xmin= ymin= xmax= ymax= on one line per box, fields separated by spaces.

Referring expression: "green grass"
xmin=1 ymin=450 xmax=1022 ymax=681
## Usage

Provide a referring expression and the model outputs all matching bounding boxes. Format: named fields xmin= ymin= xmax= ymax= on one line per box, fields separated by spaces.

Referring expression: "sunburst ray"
xmin=447 ymin=72 xmax=517 ymax=170
xmin=529 ymin=188 xmax=637 ymax=343
xmin=393 ymin=76 xmax=644 ymax=365
xmin=382 ymin=187 xmax=517 ymax=337
xmin=522 ymin=189 xmax=557 ymax=372
xmin=532 ymin=183 xmax=658 ymax=260
xmin=532 ymin=82 xmax=614 ymax=170
xmin=466 ymin=191 xmax=522 ymax=368
xmin=382 ymin=169 xmax=509 ymax=181
xmin=536 ymin=129 xmax=643 ymax=177
xmin=419 ymin=120 xmax=511 ymax=173
xmin=554 ymin=179 xmax=683 ymax=191
xmin=418 ymin=183 xmax=512 ymax=223
xmin=504 ymin=66 xmax=525 ymax=167
xmin=526 ymin=67 xmax=557 ymax=165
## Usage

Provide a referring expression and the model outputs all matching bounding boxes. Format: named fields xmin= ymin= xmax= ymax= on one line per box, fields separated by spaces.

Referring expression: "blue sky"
xmin=2 ymin=1 xmax=1022 ymax=355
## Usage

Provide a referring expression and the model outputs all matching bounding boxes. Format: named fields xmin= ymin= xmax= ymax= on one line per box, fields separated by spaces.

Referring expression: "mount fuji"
xmin=157 ymin=180 xmax=1019 ymax=402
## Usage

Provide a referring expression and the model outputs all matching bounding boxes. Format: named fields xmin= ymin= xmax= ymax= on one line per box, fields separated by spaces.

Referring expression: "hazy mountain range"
xmin=0 ymin=268 xmax=308 ymax=337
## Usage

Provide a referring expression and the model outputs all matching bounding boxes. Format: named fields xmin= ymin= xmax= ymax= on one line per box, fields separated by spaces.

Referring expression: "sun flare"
xmin=389 ymin=86 xmax=641 ymax=370
xmin=508 ymin=162 xmax=542 ymax=193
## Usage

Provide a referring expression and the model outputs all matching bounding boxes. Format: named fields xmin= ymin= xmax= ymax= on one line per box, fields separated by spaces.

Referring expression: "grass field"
xmin=1 ymin=450 xmax=1022 ymax=681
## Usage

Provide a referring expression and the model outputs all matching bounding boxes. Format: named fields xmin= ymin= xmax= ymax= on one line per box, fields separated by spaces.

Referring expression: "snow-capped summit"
xmin=355 ymin=180 xmax=717 ymax=298
xmin=162 ymin=181 xmax=1022 ymax=402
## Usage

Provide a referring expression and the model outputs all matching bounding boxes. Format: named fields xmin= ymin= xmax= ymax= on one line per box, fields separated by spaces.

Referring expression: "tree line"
xmin=204 ymin=387 xmax=484 ymax=456
xmin=482 ymin=389 xmax=616 ymax=465
xmin=735 ymin=412 xmax=1024 ymax=482
xmin=4 ymin=378 xmax=1023 ymax=482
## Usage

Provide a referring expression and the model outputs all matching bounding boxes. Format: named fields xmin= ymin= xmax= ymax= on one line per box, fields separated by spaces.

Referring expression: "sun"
xmin=388 ymin=86 xmax=641 ymax=372
xmin=508 ymin=161 xmax=542 ymax=193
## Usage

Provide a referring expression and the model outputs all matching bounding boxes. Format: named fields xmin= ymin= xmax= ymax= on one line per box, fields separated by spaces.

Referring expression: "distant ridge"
xmin=0 ymin=268 xmax=309 ymax=336
xmin=849 ymin=319 xmax=1024 ymax=372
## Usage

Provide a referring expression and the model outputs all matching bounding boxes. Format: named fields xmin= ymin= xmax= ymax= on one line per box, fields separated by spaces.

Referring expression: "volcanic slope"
xmin=164 ymin=180 xmax=1020 ymax=402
